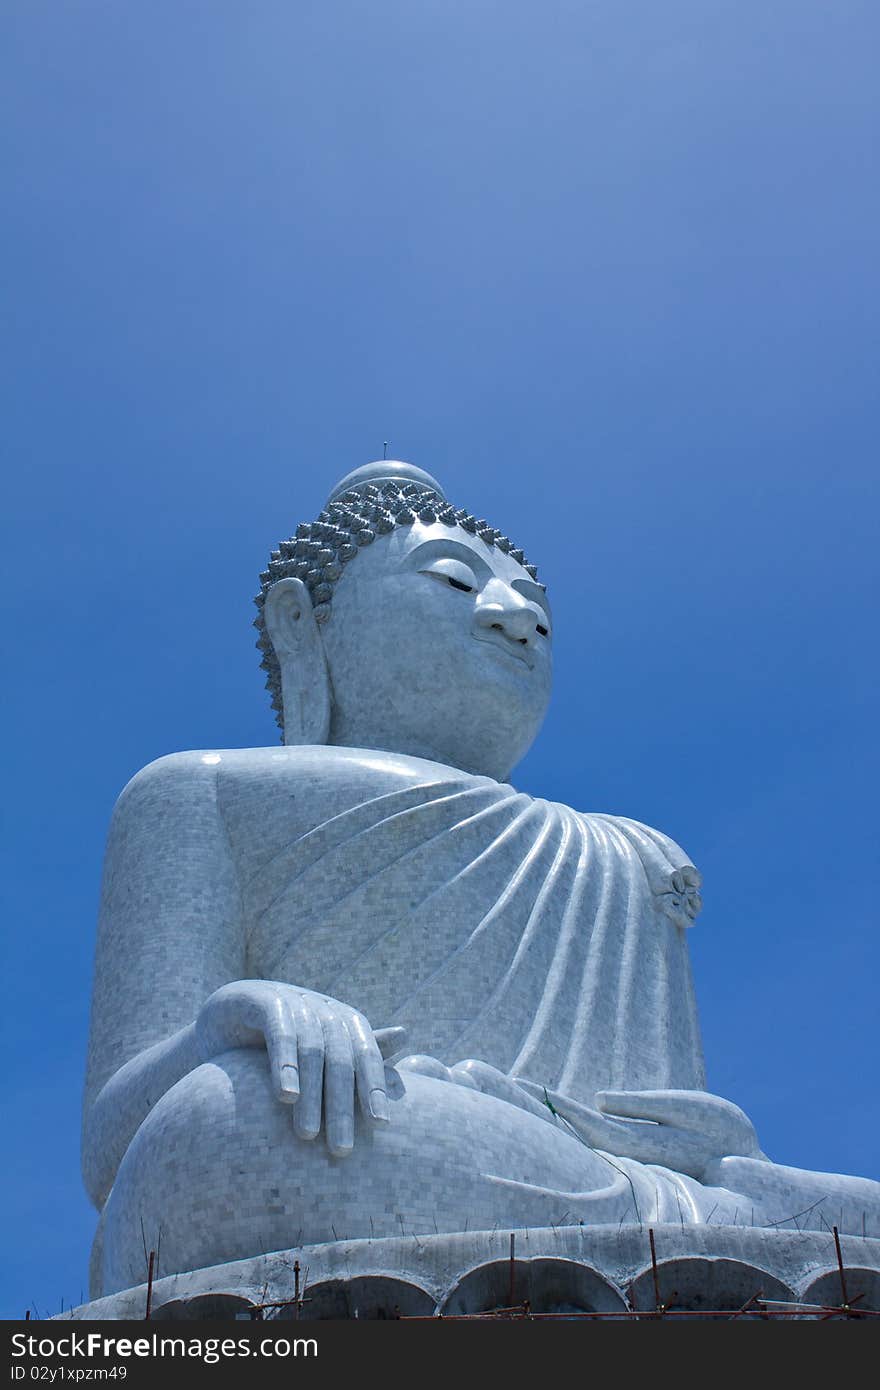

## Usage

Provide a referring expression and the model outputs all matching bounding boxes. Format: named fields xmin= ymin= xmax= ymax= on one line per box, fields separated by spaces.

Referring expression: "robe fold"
xmin=238 ymin=756 xmax=706 ymax=1104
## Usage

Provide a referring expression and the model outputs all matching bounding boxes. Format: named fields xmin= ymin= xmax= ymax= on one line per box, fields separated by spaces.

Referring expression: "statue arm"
xmin=81 ymin=752 xmax=245 ymax=1208
xmin=82 ymin=752 xmax=403 ymax=1208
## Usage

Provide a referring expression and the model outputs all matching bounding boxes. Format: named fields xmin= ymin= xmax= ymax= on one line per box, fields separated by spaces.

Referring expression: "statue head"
xmin=255 ymin=461 xmax=552 ymax=781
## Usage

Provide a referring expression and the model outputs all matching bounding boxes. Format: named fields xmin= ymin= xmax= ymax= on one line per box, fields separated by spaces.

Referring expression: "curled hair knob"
xmin=326 ymin=460 xmax=447 ymax=506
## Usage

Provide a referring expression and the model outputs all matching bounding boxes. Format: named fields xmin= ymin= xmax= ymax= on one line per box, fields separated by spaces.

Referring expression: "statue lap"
xmin=100 ymin=1049 xmax=616 ymax=1293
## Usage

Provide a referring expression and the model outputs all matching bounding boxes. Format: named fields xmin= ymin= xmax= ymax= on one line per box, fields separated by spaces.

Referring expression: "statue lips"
xmin=473 ymin=626 xmax=536 ymax=670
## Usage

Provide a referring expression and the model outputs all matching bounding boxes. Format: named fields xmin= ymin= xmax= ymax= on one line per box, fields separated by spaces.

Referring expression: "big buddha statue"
xmin=82 ymin=461 xmax=880 ymax=1298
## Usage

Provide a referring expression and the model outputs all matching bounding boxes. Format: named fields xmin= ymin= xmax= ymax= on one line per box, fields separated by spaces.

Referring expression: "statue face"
xmin=319 ymin=521 xmax=553 ymax=780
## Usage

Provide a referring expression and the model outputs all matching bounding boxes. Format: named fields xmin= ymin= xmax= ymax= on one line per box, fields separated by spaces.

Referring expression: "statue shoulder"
xmin=115 ymin=745 xmax=335 ymax=805
xmin=111 ymin=746 xmax=325 ymax=831
xmin=110 ymin=744 xmax=475 ymax=868
xmin=576 ymin=810 xmax=704 ymax=928
xmin=114 ymin=747 xmax=228 ymax=815
xmin=105 ymin=750 xmax=238 ymax=874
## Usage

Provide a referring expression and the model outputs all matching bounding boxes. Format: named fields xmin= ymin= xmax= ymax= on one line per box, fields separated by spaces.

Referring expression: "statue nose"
xmin=474 ymin=583 xmax=541 ymax=648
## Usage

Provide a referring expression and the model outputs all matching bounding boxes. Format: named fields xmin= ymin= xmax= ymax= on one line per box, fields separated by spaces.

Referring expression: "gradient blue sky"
xmin=3 ymin=2 xmax=878 ymax=1317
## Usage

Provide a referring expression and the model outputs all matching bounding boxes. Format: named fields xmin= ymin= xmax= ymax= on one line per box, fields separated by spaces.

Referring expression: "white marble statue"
xmin=82 ymin=460 xmax=880 ymax=1297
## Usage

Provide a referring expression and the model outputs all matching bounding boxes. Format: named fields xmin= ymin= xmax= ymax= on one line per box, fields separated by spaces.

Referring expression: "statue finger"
xmin=515 ymin=1081 xmax=632 ymax=1146
xmin=607 ymin=1123 xmax=713 ymax=1177
xmin=374 ymin=1026 xmax=408 ymax=1062
xmin=544 ymin=1091 xmax=635 ymax=1148
xmin=596 ymin=1089 xmax=757 ymax=1153
xmin=262 ymin=994 xmax=300 ymax=1103
xmin=513 ymin=1077 xmax=562 ymax=1110
xmin=395 ymin=1054 xmax=451 ymax=1079
xmin=448 ymin=1060 xmax=483 ymax=1090
xmin=289 ymin=995 xmax=324 ymax=1141
xmin=322 ymin=1013 xmax=355 ymax=1157
xmin=347 ymin=1014 xmax=390 ymax=1124
xmin=453 ymin=1061 xmax=552 ymax=1120
xmin=596 ymin=1088 xmax=717 ymax=1127
xmin=542 ymin=1087 xmax=712 ymax=1175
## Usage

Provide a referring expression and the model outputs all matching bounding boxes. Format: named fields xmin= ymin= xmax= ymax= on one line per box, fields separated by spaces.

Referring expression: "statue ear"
xmin=262 ymin=578 xmax=331 ymax=746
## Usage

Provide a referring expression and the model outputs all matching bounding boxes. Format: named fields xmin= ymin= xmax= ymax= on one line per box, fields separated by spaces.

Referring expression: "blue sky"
xmin=2 ymin=2 xmax=877 ymax=1317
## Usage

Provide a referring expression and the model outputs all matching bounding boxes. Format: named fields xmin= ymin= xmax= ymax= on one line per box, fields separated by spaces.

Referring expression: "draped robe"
xmin=91 ymin=747 xmax=880 ymax=1292
xmin=232 ymin=749 xmax=706 ymax=1103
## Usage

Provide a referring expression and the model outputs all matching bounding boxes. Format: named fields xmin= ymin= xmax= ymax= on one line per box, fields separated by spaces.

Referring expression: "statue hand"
xmin=195 ymin=980 xmax=406 ymax=1158
xmin=397 ymin=1055 xmax=561 ymax=1123
xmin=515 ymin=1082 xmax=765 ymax=1180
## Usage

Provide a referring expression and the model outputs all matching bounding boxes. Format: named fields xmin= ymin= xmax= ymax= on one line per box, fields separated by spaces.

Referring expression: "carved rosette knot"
xmin=658 ymin=866 xmax=703 ymax=927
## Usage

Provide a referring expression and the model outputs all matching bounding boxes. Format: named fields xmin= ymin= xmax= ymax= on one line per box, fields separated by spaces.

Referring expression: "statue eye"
xmin=419 ymin=557 xmax=479 ymax=593
xmin=536 ymin=623 xmax=549 ymax=637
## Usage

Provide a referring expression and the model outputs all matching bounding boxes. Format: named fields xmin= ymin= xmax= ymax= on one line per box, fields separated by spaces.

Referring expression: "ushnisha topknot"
xmin=253 ymin=462 xmax=542 ymax=735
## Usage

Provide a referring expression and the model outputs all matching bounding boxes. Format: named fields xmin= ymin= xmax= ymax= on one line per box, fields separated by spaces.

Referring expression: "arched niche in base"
xmin=628 ymin=1257 xmax=796 ymax=1318
xmin=268 ymin=1274 xmax=435 ymax=1320
xmin=151 ymin=1293 xmax=257 ymax=1321
xmin=439 ymin=1257 xmax=627 ymax=1317
xmin=801 ymin=1267 xmax=880 ymax=1316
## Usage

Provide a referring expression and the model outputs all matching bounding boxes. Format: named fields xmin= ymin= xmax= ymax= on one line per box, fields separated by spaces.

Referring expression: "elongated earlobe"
xmin=262 ymin=578 xmax=331 ymax=745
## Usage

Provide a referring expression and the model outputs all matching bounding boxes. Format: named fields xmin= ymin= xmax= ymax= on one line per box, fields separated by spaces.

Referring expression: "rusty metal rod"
xmin=401 ymin=1304 xmax=880 ymax=1320
xmin=729 ymin=1291 xmax=764 ymax=1320
xmin=648 ymin=1228 xmax=663 ymax=1314
xmin=833 ymin=1226 xmax=850 ymax=1310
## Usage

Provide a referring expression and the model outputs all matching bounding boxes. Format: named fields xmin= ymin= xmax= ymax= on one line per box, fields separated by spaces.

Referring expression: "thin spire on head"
xmin=326 ymin=460 xmax=447 ymax=506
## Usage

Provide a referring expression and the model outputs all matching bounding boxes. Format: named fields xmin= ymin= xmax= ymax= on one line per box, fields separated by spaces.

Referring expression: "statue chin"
xmin=80 ymin=465 xmax=880 ymax=1307
xmin=321 ymin=651 xmax=551 ymax=783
